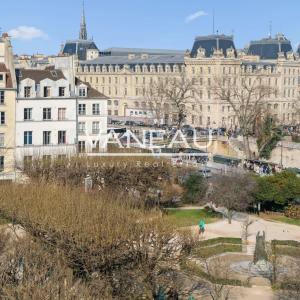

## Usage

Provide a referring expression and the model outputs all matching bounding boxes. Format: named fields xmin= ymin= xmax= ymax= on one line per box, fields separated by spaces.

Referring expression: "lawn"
xmin=164 ymin=209 xmax=221 ymax=227
xmin=0 ymin=217 xmax=9 ymax=225
xmin=260 ymin=213 xmax=300 ymax=226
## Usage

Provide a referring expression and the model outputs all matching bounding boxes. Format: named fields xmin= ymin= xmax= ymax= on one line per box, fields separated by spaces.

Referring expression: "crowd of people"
xmin=242 ymin=159 xmax=282 ymax=175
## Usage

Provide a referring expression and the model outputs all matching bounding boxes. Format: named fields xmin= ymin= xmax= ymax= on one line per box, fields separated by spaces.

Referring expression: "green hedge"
xmin=196 ymin=237 xmax=242 ymax=247
xmin=180 ymin=259 xmax=247 ymax=287
xmin=192 ymin=244 xmax=242 ymax=258
xmin=276 ymin=246 xmax=300 ymax=258
xmin=272 ymin=240 xmax=300 ymax=247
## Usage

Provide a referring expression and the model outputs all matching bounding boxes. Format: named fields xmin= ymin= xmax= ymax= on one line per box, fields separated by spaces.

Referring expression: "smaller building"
xmin=75 ymin=78 xmax=108 ymax=153
xmin=15 ymin=69 xmax=108 ymax=166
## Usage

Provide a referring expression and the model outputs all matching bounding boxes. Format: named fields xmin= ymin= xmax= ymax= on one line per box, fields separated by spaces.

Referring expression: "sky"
xmin=1 ymin=0 xmax=300 ymax=55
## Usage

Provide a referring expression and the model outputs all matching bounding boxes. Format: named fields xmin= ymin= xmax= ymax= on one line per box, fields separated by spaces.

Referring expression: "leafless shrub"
xmin=0 ymin=182 xmax=190 ymax=298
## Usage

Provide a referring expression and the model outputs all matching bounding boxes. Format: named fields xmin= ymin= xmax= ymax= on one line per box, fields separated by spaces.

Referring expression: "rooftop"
xmin=191 ymin=34 xmax=236 ymax=58
xmin=247 ymin=34 xmax=293 ymax=59
xmin=75 ymin=77 xmax=108 ymax=99
xmin=16 ymin=68 xmax=66 ymax=83
xmin=81 ymin=54 xmax=184 ymax=65
xmin=102 ymin=47 xmax=185 ymax=56
xmin=62 ymin=39 xmax=99 ymax=61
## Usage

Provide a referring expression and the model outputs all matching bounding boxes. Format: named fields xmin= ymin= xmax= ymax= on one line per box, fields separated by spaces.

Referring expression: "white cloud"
xmin=185 ymin=10 xmax=208 ymax=23
xmin=8 ymin=26 xmax=48 ymax=40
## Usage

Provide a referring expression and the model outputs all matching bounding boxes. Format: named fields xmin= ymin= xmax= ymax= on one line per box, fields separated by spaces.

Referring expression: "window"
xmin=78 ymin=122 xmax=86 ymax=134
xmin=108 ymin=110 xmax=112 ymax=116
xmin=59 ymin=87 xmax=65 ymax=97
xmin=43 ymin=108 xmax=51 ymax=120
xmin=58 ymin=131 xmax=66 ymax=144
xmin=58 ymin=108 xmax=66 ymax=120
xmin=78 ymin=104 xmax=86 ymax=115
xmin=79 ymin=88 xmax=86 ymax=97
xmin=78 ymin=141 xmax=86 ymax=153
xmin=108 ymin=100 xmax=112 ymax=106
xmin=0 ymin=112 xmax=5 ymax=125
xmin=24 ymin=108 xmax=32 ymax=121
xmin=0 ymin=74 xmax=3 ymax=81
xmin=24 ymin=131 xmax=32 ymax=145
xmin=92 ymin=104 xmax=100 ymax=115
xmin=43 ymin=86 xmax=51 ymax=97
xmin=114 ymin=110 xmax=118 ymax=116
xmin=0 ymin=156 xmax=4 ymax=171
xmin=92 ymin=122 xmax=100 ymax=134
xmin=0 ymin=91 xmax=4 ymax=104
xmin=114 ymin=100 xmax=118 ymax=106
xmin=43 ymin=131 xmax=51 ymax=145
xmin=24 ymin=87 xmax=31 ymax=98
xmin=0 ymin=133 xmax=4 ymax=147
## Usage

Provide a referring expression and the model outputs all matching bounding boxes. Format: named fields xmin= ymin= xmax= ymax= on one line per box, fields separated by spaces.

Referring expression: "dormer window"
xmin=79 ymin=87 xmax=87 ymax=97
xmin=24 ymin=87 xmax=31 ymax=98
xmin=51 ymin=70 xmax=57 ymax=78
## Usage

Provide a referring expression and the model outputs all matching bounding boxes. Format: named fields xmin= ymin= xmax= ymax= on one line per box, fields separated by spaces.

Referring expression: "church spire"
xmin=79 ymin=1 xmax=88 ymax=40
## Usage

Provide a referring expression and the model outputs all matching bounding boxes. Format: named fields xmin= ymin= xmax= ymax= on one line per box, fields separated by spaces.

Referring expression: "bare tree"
xmin=210 ymin=174 xmax=257 ymax=224
xmin=147 ymin=73 xmax=198 ymax=128
xmin=211 ymin=73 xmax=276 ymax=158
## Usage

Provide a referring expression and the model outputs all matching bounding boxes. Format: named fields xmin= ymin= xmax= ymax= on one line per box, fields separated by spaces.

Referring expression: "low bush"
xmin=285 ymin=205 xmax=300 ymax=219
xmin=276 ymin=246 xmax=300 ymax=258
xmin=196 ymin=237 xmax=242 ymax=247
xmin=191 ymin=244 xmax=242 ymax=259
xmin=180 ymin=259 xmax=246 ymax=287
xmin=272 ymin=240 xmax=300 ymax=248
xmin=0 ymin=183 xmax=192 ymax=298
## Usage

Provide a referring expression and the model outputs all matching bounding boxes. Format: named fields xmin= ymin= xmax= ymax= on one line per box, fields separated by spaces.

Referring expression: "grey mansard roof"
xmin=81 ymin=54 xmax=184 ymax=65
xmin=62 ymin=39 xmax=99 ymax=61
xmin=102 ymin=47 xmax=185 ymax=56
xmin=191 ymin=34 xmax=237 ymax=58
xmin=247 ymin=34 xmax=293 ymax=59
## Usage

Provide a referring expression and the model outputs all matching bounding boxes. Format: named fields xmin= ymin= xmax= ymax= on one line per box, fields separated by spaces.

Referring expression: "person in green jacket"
xmin=199 ymin=219 xmax=205 ymax=235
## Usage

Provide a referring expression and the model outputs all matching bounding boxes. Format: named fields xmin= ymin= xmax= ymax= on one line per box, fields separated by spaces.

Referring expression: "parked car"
xmin=198 ymin=168 xmax=212 ymax=178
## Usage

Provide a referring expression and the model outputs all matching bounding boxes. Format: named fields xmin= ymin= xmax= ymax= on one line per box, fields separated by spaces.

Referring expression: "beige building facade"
xmin=75 ymin=34 xmax=300 ymax=129
xmin=0 ymin=33 xmax=16 ymax=173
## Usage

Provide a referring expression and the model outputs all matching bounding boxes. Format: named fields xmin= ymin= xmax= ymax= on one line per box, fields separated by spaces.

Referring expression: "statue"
xmin=253 ymin=231 xmax=268 ymax=264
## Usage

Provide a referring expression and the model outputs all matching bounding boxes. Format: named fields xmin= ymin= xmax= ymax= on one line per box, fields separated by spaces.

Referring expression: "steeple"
xmin=79 ymin=1 xmax=88 ymax=40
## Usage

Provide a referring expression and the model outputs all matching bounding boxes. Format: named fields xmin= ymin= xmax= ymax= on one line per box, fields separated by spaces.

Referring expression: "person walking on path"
xmin=199 ymin=219 xmax=206 ymax=236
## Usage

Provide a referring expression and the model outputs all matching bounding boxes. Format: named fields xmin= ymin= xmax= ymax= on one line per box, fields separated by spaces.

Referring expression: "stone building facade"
xmin=0 ymin=33 xmax=17 ymax=173
xmin=75 ymin=34 xmax=300 ymax=129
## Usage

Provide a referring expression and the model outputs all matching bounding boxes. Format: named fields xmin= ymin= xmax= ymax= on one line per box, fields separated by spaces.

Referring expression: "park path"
xmin=229 ymin=286 xmax=275 ymax=300
xmin=194 ymin=217 xmax=300 ymax=243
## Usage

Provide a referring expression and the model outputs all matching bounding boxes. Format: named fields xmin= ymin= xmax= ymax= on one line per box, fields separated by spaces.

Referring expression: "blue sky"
xmin=2 ymin=0 xmax=300 ymax=55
